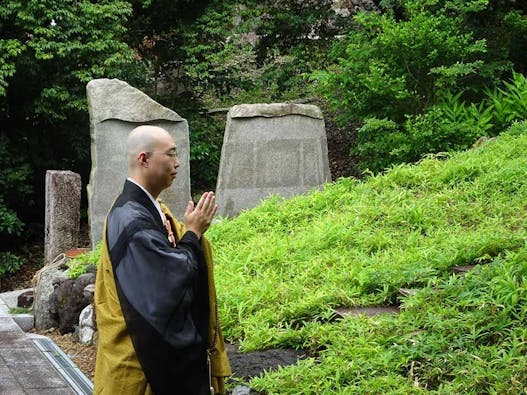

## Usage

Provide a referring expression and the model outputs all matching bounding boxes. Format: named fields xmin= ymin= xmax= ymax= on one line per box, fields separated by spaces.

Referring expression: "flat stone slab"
xmin=332 ymin=306 xmax=400 ymax=318
xmin=226 ymin=343 xmax=306 ymax=379
xmin=451 ymin=265 xmax=475 ymax=274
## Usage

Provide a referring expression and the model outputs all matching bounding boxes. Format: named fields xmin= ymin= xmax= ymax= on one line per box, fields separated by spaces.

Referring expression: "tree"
xmin=312 ymin=0 xmax=527 ymax=173
xmin=315 ymin=0 xmax=527 ymax=124
xmin=314 ymin=1 xmax=492 ymax=124
xmin=0 ymin=0 xmax=141 ymax=266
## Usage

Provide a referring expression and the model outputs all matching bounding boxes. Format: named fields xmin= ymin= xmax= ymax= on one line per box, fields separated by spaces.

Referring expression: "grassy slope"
xmin=208 ymin=122 xmax=527 ymax=393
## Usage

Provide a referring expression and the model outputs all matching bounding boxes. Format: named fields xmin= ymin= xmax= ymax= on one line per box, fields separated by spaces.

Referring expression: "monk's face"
xmin=146 ymin=132 xmax=180 ymax=192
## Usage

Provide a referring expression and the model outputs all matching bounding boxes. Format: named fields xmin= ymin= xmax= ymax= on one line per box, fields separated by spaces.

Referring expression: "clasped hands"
xmin=184 ymin=191 xmax=218 ymax=238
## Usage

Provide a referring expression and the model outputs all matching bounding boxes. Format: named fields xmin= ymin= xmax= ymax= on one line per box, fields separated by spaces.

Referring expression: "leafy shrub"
xmin=351 ymin=118 xmax=410 ymax=173
xmin=403 ymin=99 xmax=492 ymax=154
xmin=183 ymin=110 xmax=225 ymax=193
xmin=313 ymin=1 xmax=489 ymax=124
xmin=485 ymin=70 xmax=527 ymax=132
xmin=66 ymin=245 xmax=101 ymax=279
xmin=0 ymin=252 xmax=25 ymax=278
xmin=0 ymin=134 xmax=31 ymax=274
xmin=353 ymin=91 xmax=494 ymax=173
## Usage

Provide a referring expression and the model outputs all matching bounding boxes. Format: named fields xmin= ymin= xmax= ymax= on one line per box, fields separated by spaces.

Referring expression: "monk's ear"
xmin=138 ymin=152 xmax=149 ymax=167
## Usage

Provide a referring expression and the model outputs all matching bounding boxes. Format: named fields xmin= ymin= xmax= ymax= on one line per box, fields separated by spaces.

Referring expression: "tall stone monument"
xmin=87 ymin=78 xmax=191 ymax=245
xmin=44 ymin=170 xmax=81 ymax=263
xmin=216 ymin=103 xmax=331 ymax=217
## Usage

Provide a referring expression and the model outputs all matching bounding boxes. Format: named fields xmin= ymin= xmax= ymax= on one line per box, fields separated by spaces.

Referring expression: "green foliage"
xmin=250 ymin=248 xmax=527 ymax=393
xmin=0 ymin=0 xmax=142 ymax=233
xmin=0 ymin=252 xmax=25 ymax=278
xmin=313 ymin=3 xmax=489 ymax=124
xmin=351 ymin=118 xmax=408 ymax=173
xmin=353 ymin=70 xmax=527 ymax=173
xmin=485 ymin=70 xmax=527 ymax=132
xmin=208 ymin=124 xmax=527 ymax=392
xmin=0 ymin=134 xmax=31 ymax=263
xmin=184 ymin=110 xmax=224 ymax=192
xmin=9 ymin=307 xmax=30 ymax=314
xmin=67 ymin=245 xmax=101 ymax=279
xmin=11 ymin=0 xmax=138 ymax=119
xmin=251 ymin=0 xmax=352 ymax=99
xmin=180 ymin=1 xmax=260 ymax=100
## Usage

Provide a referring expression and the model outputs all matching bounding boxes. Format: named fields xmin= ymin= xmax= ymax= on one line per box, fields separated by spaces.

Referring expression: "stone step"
xmin=0 ymin=288 xmax=34 ymax=332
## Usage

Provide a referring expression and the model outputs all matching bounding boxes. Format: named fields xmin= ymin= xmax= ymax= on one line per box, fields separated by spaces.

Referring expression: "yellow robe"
xmin=94 ymin=202 xmax=231 ymax=394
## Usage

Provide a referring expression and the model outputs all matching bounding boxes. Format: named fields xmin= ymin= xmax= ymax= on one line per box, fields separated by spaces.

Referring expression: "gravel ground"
xmin=31 ymin=328 xmax=97 ymax=381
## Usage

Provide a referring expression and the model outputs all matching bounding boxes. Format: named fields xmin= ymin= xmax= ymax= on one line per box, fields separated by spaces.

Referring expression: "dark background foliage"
xmin=1 ymin=0 xmax=527 ymax=273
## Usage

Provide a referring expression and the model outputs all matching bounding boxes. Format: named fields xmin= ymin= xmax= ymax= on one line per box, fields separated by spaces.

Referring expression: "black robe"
xmin=106 ymin=180 xmax=210 ymax=395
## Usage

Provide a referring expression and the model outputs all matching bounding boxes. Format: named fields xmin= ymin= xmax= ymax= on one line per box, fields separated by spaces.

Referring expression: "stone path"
xmin=0 ymin=290 xmax=92 ymax=394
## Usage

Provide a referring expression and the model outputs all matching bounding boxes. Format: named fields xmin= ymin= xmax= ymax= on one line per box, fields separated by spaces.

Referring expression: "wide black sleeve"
xmin=115 ymin=226 xmax=205 ymax=348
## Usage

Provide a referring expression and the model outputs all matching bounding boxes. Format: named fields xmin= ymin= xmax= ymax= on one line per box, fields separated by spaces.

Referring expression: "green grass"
xmin=207 ymin=121 xmax=527 ymax=393
xmin=69 ymin=122 xmax=527 ymax=393
xmin=66 ymin=244 xmax=100 ymax=278
xmin=9 ymin=306 xmax=30 ymax=314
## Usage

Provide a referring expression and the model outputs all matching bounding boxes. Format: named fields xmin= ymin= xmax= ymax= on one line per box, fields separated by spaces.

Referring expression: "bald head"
xmin=125 ymin=125 xmax=179 ymax=198
xmin=126 ymin=125 xmax=171 ymax=171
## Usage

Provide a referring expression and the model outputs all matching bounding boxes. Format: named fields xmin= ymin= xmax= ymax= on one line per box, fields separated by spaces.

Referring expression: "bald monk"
xmin=94 ymin=125 xmax=231 ymax=394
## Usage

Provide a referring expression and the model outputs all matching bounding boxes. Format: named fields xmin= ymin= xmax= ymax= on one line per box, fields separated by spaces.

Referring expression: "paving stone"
xmin=0 ymin=316 xmax=22 ymax=332
xmin=9 ymin=362 xmax=67 ymax=389
xmin=0 ymin=297 xmax=87 ymax=394
xmin=25 ymin=388 xmax=76 ymax=395
xmin=0 ymin=377 xmax=25 ymax=395
xmin=0 ymin=333 xmax=28 ymax=349
xmin=11 ymin=313 xmax=34 ymax=332
xmin=1 ymin=347 xmax=48 ymax=365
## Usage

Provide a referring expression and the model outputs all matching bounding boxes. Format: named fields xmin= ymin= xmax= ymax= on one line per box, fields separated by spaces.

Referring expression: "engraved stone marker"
xmin=87 ymin=78 xmax=190 ymax=245
xmin=216 ymin=103 xmax=331 ymax=217
xmin=44 ymin=170 xmax=81 ymax=264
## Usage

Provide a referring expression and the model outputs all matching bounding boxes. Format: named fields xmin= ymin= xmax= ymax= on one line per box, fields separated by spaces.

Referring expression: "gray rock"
xmin=232 ymin=385 xmax=252 ymax=395
xmin=77 ymin=304 xmax=95 ymax=345
xmin=34 ymin=266 xmax=68 ymax=331
xmin=83 ymin=283 xmax=95 ymax=302
xmin=229 ymin=103 xmax=323 ymax=119
xmin=86 ymin=78 xmax=191 ymax=245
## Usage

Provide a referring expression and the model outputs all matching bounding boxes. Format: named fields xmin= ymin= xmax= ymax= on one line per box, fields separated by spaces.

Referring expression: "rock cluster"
xmin=33 ymin=260 xmax=97 ymax=345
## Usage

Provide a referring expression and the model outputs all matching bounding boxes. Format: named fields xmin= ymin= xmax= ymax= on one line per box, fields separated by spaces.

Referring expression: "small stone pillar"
xmin=44 ymin=171 xmax=81 ymax=264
